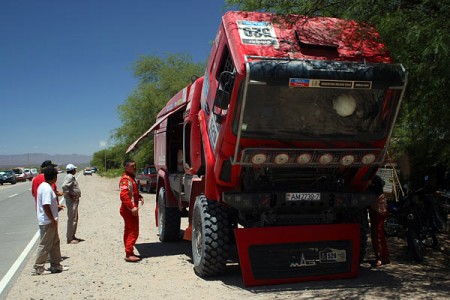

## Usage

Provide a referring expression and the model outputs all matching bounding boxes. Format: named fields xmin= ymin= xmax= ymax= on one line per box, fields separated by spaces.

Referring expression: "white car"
xmin=83 ymin=168 xmax=93 ymax=176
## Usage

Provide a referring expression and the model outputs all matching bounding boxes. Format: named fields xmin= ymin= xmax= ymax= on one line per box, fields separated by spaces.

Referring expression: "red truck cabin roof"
xmin=222 ymin=11 xmax=391 ymax=75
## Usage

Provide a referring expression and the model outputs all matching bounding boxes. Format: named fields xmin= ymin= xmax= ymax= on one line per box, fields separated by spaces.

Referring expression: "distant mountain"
xmin=0 ymin=153 xmax=92 ymax=168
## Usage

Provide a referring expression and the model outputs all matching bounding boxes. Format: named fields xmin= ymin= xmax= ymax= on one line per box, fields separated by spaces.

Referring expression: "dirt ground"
xmin=5 ymin=174 xmax=450 ymax=299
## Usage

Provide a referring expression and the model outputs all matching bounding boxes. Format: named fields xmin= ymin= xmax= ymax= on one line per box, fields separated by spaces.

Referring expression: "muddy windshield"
xmin=235 ymin=83 xmax=394 ymax=140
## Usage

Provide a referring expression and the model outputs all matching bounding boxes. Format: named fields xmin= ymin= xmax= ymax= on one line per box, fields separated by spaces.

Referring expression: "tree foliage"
xmin=93 ymin=54 xmax=205 ymax=170
xmin=227 ymin=0 xmax=450 ymax=183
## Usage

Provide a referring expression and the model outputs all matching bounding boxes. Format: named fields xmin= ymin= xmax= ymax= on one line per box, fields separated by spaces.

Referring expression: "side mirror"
xmin=213 ymin=71 xmax=235 ymax=123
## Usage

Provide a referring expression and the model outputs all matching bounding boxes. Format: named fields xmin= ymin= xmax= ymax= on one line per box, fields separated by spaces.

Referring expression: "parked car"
xmin=12 ymin=168 xmax=27 ymax=182
xmin=136 ymin=165 xmax=157 ymax=193
xmin=83 ymin=168 xmax=93 ymax=176
xmin=91 ymin=166 xmax=98 ymax=173
xmin=0 ymin=170 xmax=17 ymax=185
xmin=23 ymin=168 xmax=33 ymax=181
xmin=30 ymin=168 xmax=38 ymax=177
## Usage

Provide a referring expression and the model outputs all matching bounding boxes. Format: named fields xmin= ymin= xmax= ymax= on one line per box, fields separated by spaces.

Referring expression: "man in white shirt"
xmin=32 ymin=167 xmax=68 ymax=275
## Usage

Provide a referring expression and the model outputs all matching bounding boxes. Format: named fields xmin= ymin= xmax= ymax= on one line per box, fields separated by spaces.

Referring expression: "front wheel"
xmin=407 ymin=227 xmax=424 ymax=262
xmin=157 ymin=187 xmax=181 ymax=242
xmin=192 ymin=195 xmax=230 ymax=277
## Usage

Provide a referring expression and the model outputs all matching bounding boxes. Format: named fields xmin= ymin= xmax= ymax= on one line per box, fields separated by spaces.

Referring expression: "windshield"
xmin=235 ymin=83 xmax=395 ymax=140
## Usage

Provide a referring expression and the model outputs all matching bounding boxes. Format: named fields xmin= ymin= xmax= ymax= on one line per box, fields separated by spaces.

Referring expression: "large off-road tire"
xmin=157 ymin=187 xmax=181 ymax=242
xmin=192 ymin=195 xmax=230 ymax=277
xmin=338 ymin=208 xmax=368 ymax=263
xmin=407 ymin=227 xmax=424 ymax=262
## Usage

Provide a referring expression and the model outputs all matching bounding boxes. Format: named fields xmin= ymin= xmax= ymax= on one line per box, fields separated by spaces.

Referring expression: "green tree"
xmin=108 ymin=54 xmax=205 ymax=170
xmin=227 ymin=0 xmax=450 ymax=185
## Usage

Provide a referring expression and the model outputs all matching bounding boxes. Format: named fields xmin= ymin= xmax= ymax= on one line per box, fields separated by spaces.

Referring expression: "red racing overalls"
xmin=119 ymin=173 xmax=140 ymax=257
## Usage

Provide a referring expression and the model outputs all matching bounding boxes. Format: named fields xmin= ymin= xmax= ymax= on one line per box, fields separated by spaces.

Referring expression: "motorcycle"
xmin=384 ymin=188 xmax=446 ymax=262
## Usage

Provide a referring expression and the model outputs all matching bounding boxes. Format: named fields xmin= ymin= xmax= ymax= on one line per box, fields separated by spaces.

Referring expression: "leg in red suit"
xmin=120 ymin=208 xmax=139 ymax=257
xmin=369 ymin=208 xmax=390 ymax=266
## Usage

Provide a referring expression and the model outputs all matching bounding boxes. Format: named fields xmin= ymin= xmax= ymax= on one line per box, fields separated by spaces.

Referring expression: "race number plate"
xmin=286 ymin=193 xmax=321 ymax=201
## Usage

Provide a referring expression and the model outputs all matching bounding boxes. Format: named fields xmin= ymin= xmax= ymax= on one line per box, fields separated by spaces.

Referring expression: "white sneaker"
xmin=31 ymin=267 xmax=51 ymax=276
xmin=49 ymin=265 xmax=69 ymax=273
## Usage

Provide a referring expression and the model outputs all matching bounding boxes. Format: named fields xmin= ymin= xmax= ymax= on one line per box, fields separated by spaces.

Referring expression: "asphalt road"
xmin=0 ymin=175 xmax=64 ymax=297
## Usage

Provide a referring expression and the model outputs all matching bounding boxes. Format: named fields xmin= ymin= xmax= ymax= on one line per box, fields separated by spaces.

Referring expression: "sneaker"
xmin=49 ymin=265 xmax=69 ymax=273
xmin=31 ymin=267 xmax=50 ymax=276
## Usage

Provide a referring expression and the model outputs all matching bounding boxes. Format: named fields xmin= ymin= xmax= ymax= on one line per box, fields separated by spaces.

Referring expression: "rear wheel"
xmin=157 ymin=187 xmax=181 ymax=242
xmin=192 ymin=195 xmax=230 ymax=276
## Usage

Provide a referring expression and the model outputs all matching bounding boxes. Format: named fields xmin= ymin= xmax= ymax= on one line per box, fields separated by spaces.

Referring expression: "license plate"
xmin=286 ymin=193 xmax=321 ymax=201
xmin=319 ymin=248 xmax=347 ymax=263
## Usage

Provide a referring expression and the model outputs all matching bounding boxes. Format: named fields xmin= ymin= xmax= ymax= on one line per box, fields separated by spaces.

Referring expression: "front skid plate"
xmin=234 ymin=224 xmax=360 ymax=287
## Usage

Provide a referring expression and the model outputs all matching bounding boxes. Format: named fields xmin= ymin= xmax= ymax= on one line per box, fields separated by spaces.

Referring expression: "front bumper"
xmin=223 ymin=191 xmax=375 ymax=212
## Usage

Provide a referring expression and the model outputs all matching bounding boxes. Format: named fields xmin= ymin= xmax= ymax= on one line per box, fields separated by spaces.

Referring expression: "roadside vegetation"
xmin=92 ymin=1 xmax=450 ymax=188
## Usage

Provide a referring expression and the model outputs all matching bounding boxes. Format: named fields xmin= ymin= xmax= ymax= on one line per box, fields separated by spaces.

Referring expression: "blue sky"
xmin=0 ymin=0 xmax=228 ymax=155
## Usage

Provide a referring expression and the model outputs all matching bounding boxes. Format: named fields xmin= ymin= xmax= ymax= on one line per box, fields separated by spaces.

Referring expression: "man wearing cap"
xmin=32 ymin=160 xmax=64 ymax=208
xmin=62 ymin=163 xmax=82 ymax=244
xmin=32 ymin=166 xmax=68 ymax=275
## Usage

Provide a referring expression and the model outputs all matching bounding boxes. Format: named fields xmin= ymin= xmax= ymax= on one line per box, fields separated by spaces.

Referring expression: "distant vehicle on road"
xmin=91 ymin=166 xmax=98 ymax=173
xmin=30 ymin=168 xmax=38 ymax=177
xmin=136 ymin=165 xmax=157 ymax=193
xmin=23 ymin=168 xmax=33 ymax=181
xmin=12 ymin=168 xmax=27 ymax=182
xmin=83 ymin=168 xmax=93 ymax=176
xmin=0 ymin=170 xmax=17 ymax=185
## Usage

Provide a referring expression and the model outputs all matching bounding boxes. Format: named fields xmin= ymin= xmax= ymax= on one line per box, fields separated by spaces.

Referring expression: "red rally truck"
xmin=127 ymin=11 xmax=407 ymax=286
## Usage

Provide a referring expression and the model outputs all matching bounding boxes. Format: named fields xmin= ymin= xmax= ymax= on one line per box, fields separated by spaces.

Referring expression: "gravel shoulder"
xmin=5 ymin=174 xmax=450 ymax=299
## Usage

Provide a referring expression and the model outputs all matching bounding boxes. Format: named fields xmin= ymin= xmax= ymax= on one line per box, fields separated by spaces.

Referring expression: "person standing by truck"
xmin=32 ymin=166 xmax=68 ymax=275
xmin=119 ymin=159 xmax=144 ymax=262
xmin=368 ymin=175 xmax=390 ymax=267
xmin=32 ymin=160 xmax=64 ymax=206
xmin=62 ymin=163 xmax=82 ymax=244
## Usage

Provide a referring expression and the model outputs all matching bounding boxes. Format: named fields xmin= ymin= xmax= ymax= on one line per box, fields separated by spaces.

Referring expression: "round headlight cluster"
xmin=274 ymin=153 xmax=289 ymax=165
xmin=340 ymin=155 xmax=355 ymax=166
xmin=361 ymin=153 xmax=376 ymax=165
xmin=251 ymin=153 xmax=267 ymax=165
xmin=318 ymin=153 xmax=334 ymax=165
xmin=249 ymin=152 xmax=377 ymax=166
xmin=297 ymin=153 xmax=312 ymax=164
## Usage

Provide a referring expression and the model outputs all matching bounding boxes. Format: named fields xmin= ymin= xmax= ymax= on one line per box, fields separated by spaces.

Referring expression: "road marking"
xmin=0 ymin=230 xmax=39 ymax=296
xmin=8 ymin=194 xmax=18 ymax=198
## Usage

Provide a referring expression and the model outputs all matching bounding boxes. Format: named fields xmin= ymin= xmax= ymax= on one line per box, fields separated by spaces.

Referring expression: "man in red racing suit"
xmin=119 ymin=159 xmax=144 ymax=262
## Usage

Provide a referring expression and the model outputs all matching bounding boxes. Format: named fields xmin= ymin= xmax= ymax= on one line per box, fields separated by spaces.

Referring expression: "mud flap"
xmin=234 ymin=224 xmax=360 ymax=287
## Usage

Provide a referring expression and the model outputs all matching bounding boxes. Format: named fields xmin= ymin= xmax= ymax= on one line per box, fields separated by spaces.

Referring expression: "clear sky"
xmin=0 ymin=0 xmax=228 ymax=155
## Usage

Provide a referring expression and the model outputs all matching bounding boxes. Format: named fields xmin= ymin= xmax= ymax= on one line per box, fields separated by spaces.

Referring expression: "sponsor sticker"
xmin=289 ymin=78 xmax=372 ymax=89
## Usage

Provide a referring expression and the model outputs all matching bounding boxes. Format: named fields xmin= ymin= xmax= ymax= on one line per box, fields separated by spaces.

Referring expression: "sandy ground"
xmin=5 ymin=174 xmax=450 ymax=299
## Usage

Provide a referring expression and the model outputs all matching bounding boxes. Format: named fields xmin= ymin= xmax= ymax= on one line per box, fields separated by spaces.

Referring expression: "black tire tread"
xmin=193 ymin=196 xmax=229 ymax=277
xmin=158 ymin=188 xmax=181 ymax=242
